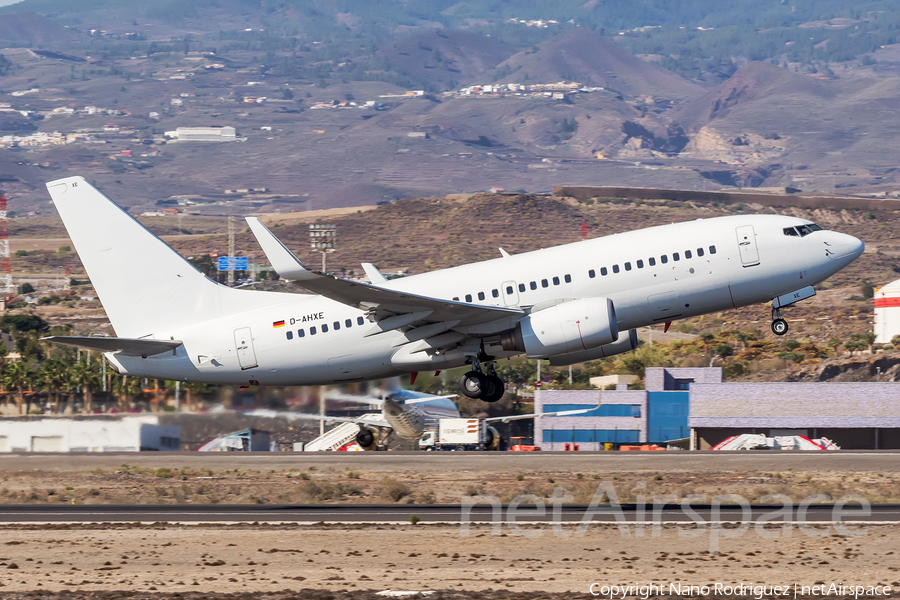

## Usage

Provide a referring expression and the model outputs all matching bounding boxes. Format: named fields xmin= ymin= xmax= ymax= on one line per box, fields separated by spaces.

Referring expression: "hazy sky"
xmin=0 ymin=0 xmax=24 ymax=6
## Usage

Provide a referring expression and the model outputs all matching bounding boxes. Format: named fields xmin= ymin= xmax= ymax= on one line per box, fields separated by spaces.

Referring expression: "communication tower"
xmin=227 ymin=216 xmax=235 ymax=286
xmin=0 ymin=195 xmax=13 ymax=302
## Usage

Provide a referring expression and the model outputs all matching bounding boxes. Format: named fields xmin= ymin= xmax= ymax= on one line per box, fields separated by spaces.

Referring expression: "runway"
xmin=0 ymin=503 xmax=896 ymax=524
xmin=3 ymin=450 xmax=900 ymax=473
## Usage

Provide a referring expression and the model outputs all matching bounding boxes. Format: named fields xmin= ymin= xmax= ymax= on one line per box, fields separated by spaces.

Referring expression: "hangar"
xmin=536 ymin=367 xmax=900 ymax=450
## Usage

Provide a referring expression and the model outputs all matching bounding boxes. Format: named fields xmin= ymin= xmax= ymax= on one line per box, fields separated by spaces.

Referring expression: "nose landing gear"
xmin=771 ymin=307 xmax=788 ymax=336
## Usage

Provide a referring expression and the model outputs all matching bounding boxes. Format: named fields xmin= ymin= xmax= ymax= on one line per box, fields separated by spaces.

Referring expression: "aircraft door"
xmin=501 ymin=280 xmax=519 ymax=306
xmin=736 ymin=225 xmax=760 ymax=266
xmin=233 ymin=327 xmax=258 ymax=370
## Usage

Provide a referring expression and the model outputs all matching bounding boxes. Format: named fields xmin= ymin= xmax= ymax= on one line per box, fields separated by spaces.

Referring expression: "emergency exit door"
xmin=735 ymin=225 xmax=760 ymax=266
xmin=234 ymin=327 xmax=258 ymax=370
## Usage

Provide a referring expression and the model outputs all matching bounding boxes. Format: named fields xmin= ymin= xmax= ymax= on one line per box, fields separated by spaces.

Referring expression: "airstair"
xmin=303 ymin=413 xmax=383 ymax=451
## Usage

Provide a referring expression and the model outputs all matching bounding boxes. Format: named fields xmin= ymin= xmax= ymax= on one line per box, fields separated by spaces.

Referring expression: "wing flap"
xmin=42 ymin=336 xmax=182 ymax=357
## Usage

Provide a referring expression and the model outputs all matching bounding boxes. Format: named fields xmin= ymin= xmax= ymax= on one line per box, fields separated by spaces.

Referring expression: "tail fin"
xmin=46 ymin=176 xmax=223 ymax=338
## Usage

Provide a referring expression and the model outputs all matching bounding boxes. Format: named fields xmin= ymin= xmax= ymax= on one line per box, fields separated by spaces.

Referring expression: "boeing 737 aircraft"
xmin=43 ymin=177 xmax=864 ymax=402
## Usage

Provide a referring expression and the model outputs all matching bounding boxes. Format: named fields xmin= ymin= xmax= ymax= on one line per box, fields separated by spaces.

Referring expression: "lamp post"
xmin=309 ymin=223 xmax=336 ymax=273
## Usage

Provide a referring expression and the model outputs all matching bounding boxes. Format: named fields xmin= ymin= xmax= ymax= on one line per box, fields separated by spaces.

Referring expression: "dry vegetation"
xmin=2 ymin=464 xmax=899 ymax=505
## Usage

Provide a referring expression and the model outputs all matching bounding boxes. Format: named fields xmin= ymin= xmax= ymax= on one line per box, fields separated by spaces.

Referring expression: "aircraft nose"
xmin=830 ymin=233 xmax=865 ymax=261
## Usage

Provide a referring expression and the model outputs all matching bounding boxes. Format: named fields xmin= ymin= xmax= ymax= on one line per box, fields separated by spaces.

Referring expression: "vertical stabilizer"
xmin=46 ymin=176 xmax=223 ymax=338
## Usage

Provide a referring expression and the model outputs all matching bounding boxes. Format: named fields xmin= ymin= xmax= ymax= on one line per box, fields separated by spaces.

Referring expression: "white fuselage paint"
xmin=108 ymin=214 xmax=863 ymax=386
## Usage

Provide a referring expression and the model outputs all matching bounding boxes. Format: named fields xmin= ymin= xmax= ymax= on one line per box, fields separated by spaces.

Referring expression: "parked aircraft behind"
xmin=43 ymin=177 xmax=864 ymax=402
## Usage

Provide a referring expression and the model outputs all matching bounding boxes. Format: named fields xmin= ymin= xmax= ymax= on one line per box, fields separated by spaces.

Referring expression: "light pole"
xmin=309 ymin=223 xmax=336 ymax=273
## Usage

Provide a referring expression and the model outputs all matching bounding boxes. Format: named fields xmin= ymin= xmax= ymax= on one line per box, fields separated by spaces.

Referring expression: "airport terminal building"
xmin=535 ymin=367 xmax=900 ymax=450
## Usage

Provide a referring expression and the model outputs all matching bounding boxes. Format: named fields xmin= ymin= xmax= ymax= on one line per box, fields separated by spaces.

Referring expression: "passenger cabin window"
xmin=685 ymin=250 xmax=692 ymax=259
xmin=506 ymin=286 xmax=513 ymax=295
xmin=709 ymin=245 xmax=717 ymax=254
xmin=697 ymin=248 xmax=704 ymax=257
xmin=491 ymin=289 xmax=499 ymax=298
xmin=637 ymin=260 xmax=644 ymax=268
xmin=673 ymin=252 xmax=680 ymax=261
xmin=589 ymin=269 xmax=596 ymax=278
xmin=601 ymin=267 xmax=608 ymax=276
xmin=333 ymin=321 xmax=340 ymax=330
xmin=518 ymin=283 xmax=526 ymax=292
xmin=298 ymin=329 xmax=305 ymax=338
xmin=478 ymin=291 xmax=485 ymax=301
xmin=783 ymin=227 xmax=799 ymax=237
xmin=286 ymin=331 xmax=293 ymax=340
xmin=541 ymin=279 xmax=549 ymax=288
xmin=465 ymin=294 xmax=473 ymax=302
xmin=345 ymin=319 xmax=352 ymax=328
xmin=321 ymin=324 xmax=329 ymax=333
xmin=357 ymin=316 xmax=365 ymax=325
xmin=624 ymin=262 xmax=632 ymax=271
xmin=530 ymin=281 xmax=537 ymax=290
xmin=612 ymin=264 xmax=620 ymax=274
xmin=661 ymin=255 xmax=668 ymax=264
xmin=310 ymin=326 xmax=317 ymax=335
xmin=649 ymin=257 xmax=656 ymax=266
xmin=552 ymin=276 xmax=560 ymax=285
xmin=564 ymin=274 xmax=572 ymax=283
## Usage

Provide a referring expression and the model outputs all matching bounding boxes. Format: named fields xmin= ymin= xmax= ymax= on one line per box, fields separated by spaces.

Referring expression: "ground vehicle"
xmin=508 ymin=436 xmax=541 ymax=451
xmin=418 ymin=418 xmax=500 ymax=451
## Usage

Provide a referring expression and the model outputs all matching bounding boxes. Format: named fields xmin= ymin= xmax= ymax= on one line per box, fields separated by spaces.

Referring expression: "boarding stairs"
xmin=303 ymin=413 xmax=384 ymax=451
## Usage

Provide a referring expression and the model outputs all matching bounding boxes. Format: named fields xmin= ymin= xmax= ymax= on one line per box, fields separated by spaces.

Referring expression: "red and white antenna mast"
xmin=0 ymin=194 xmax=12 ymax=302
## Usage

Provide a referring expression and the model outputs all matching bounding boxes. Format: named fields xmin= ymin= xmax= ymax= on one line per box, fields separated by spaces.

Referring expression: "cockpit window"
xmin=785 ymin=223 xmax=823 ymax=237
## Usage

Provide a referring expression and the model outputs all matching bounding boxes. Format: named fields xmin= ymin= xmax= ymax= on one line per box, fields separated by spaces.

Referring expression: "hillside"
xmin=494 ymin=28 xmax=705 ymax=101
xmin=377 ymin=30 xmax=516 ymax=91
xmin=0 ymin=12 xmax=74 ymax=48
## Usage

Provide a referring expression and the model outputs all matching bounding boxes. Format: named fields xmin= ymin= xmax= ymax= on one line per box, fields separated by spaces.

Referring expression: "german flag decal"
xmin=273 ymin=320 xmax=285 ymax=328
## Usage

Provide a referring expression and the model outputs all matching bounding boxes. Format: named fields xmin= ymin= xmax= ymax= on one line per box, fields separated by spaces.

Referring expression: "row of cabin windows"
xmin=452 ymin=274 xmax=574 ymax=303
xmin=286 ymin=316 xmax=366 ymax=340
xmin=587 ymin=245 xmax=717 ymax=279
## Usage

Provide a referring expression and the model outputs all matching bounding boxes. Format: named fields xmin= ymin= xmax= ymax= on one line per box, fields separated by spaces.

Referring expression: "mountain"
xmin=377 ymin=30 xmax=517 ymax=90
xmin=0 ymin=12 xmax=74 ymax=48
xmin=492 ymin=28 xmax=705 ymax=101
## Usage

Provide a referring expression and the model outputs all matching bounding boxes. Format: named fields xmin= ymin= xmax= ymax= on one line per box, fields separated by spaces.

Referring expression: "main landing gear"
xmin=771 ymin=307 xmax=788 ymax=336
xmin=459 ymin=356 xmax=505 ymax=403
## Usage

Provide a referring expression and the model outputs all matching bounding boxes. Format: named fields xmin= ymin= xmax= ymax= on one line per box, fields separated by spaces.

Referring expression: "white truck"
xmin=418 ymin=418 xmax=500 ymax=451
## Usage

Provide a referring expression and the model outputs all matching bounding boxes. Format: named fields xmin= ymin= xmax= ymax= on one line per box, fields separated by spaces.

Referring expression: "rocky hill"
xmin=786 ymin=353 xmax=900 ymax=382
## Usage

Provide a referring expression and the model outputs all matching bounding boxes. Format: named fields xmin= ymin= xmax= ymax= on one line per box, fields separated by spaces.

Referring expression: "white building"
xmin=0 ymin=416 xmax=180 ymax=452
xmin=164 ymin=126 xmax=237 ymax=142
xmin=875 ymin=278 xmax=900 ymax=344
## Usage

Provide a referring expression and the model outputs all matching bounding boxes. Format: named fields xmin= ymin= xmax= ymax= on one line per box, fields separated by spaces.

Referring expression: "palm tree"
xmin=69 ymin=361 xmax=97 ymax=414
xmin=2 ymin=361 xmax=31 ymax=415
xmin=40 ymin=358 xmax=69 ymax=414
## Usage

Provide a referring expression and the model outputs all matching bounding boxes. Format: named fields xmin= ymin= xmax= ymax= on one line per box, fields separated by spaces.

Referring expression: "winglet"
xmin=246 ymin=217 xmax=317 ymax=281
xmin=362 ymin=263 xmax=387 ymax=284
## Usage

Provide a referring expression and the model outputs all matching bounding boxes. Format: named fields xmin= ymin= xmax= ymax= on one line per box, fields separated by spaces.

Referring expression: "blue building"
xmin=535 ymin=367 xmax=720 ymax=450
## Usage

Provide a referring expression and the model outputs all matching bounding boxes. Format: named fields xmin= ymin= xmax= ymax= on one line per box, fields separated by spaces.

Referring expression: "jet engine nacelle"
xmin=355 ymin=428 xmax=378 ymax=451
xmin=548 ymin=329 xmax=639 ymax=366
xmin=500 ymin=298 xmax=618 ymax=358
xmin=484 ymin=426 xmax=500 ymax=451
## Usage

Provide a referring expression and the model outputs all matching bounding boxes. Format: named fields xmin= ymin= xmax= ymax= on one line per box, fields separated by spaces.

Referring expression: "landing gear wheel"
xmin=481 ymin=375 xmax=505 ymax=403
xmin=771 ymin=318 xmax=789 ymax=336
xmin=459 ymin=370 xmax=488 ymax=399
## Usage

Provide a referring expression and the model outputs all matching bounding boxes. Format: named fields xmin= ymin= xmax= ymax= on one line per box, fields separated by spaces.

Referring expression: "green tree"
xmin=861 ymin=280 xmax=875 ymax=299
xmin=2 ymin=361 xmax=32 ymax=414
xmin=494 ymin=360 xmax=537 ymax=397
xmin=70 ymin=361 xmax=98 ymax=414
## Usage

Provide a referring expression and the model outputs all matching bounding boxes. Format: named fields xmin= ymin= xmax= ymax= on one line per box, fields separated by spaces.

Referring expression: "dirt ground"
xmin=0 ymin=522 xmax=897 ymax=597
xmin=1 ymin=461 xmax=900 ymax=506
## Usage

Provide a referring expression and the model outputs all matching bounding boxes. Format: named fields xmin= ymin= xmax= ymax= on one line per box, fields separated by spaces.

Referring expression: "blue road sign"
xmin=217 ymin=256 xmax=249 ymax=271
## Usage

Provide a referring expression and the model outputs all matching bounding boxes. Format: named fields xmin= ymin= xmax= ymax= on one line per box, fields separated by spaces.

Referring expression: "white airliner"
xmin=43 ymin=176 xmax=864 ymax=402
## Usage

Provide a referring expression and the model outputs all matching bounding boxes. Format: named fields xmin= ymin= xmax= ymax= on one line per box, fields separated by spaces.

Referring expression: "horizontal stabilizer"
xmin=42 ymin=336 xmax=182 ymax=357
xmin=246 ymin=217 xmax=522 ymax=326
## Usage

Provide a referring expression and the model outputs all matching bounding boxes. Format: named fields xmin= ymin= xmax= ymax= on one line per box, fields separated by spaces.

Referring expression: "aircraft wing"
xmin=246 ymin=217 xmax=523 ymax=326
xmin=41 ymin=336 xmax=182 ymax=357
xmin=320 ymin=391 xmax=384 ymax=408
xmin=483 ymin=407 xmax=596 ymax=424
